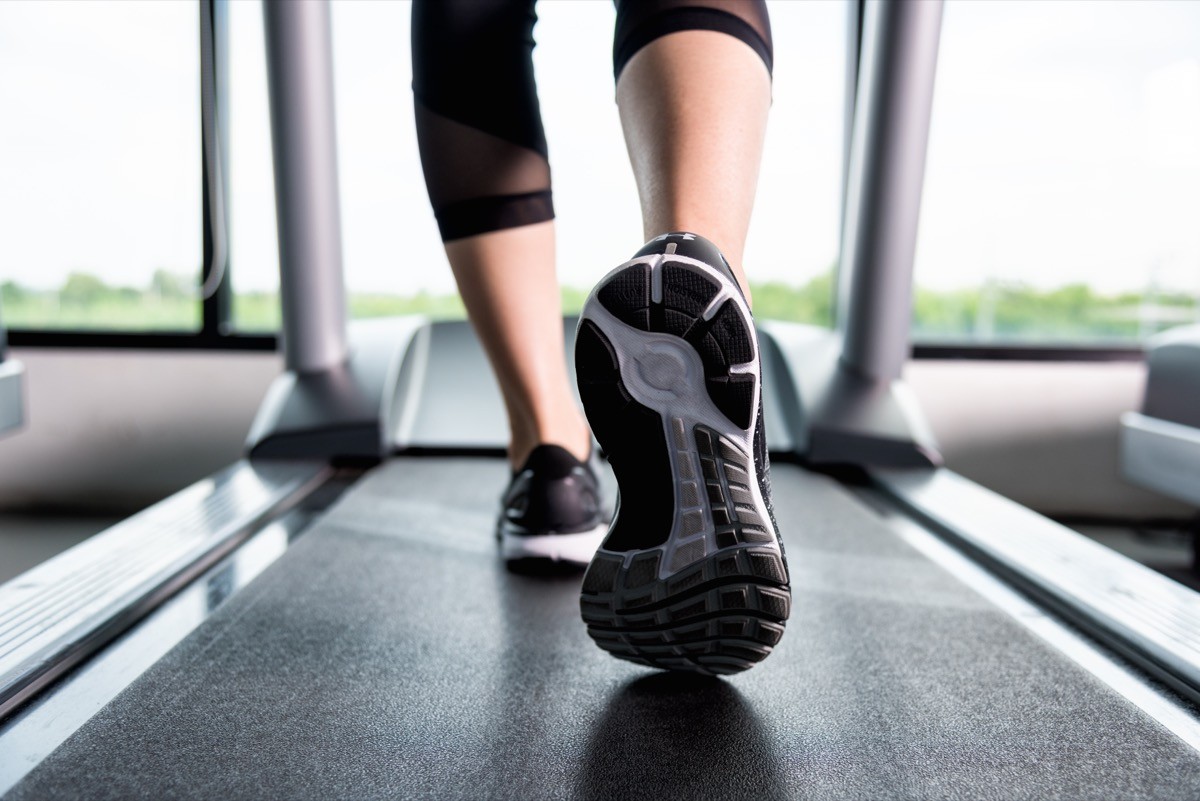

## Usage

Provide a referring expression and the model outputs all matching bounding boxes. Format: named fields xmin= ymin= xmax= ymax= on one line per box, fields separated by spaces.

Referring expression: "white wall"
xmin=0 ymin=349 xmax=280 ymax=512
xmin=907 ymin=360 xmax=1193 ymax=518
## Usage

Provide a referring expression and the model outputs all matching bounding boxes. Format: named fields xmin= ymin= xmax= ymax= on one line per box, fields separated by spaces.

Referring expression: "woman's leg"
xmin=574 ymin=2 xmax=785 ymax=674
xmin=412 ymin=0 xmax=589 ymax=468
xmin=613 ymin=1 xmax=773 ymax=303
xmin=444 ymin=224 xmax=590 ymax=469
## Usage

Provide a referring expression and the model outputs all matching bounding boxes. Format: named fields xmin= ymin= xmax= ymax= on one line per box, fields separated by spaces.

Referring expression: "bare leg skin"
xmin=617 ymin=30 xmax=772 ymax=305
xmin=445 ymin=221 xmax=591 ymax=469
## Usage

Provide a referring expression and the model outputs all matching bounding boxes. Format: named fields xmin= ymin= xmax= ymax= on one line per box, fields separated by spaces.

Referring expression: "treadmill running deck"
xmin=7 ymin=458 xmax=1200 ymax=800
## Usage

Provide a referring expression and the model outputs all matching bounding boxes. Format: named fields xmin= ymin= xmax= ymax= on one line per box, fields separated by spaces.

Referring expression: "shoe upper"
xmin=498 ymin=445 xmax=607 ymax=538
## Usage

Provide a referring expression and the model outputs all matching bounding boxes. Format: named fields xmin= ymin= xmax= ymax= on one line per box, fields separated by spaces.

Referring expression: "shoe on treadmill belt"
xmin=497 ymin=444 xmax=609 ymax=567
xmin=574 ymin=232 xmax=791 ymax=676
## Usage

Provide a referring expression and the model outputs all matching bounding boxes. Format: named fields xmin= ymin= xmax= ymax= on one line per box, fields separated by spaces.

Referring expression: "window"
xmin=0 ymin=1 xmax=201 ymax=331
xmin=227 ymin=0 xmax=279 ymax=332
xmin=227 ymin=0 xmax=847 ymax=331
xmin=744 ymin=0 xmax=846 ymax=327
xmin=913 ymin=0 xmax=1200 ymax=345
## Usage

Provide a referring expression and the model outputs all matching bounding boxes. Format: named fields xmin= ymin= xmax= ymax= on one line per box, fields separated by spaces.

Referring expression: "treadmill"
xmin=3 ymin=2 xmax=1200 ymax=798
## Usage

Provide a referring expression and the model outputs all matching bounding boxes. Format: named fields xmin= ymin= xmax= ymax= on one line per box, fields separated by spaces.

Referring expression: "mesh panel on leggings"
xmin=411 ymin=0 xmax=772 ymax=242
xmin=412 ymin=0 xmax=553 ymax=242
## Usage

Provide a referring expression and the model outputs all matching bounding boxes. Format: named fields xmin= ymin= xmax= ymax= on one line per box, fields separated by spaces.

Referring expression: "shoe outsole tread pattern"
xmin=577 ymin=240 xmax=790 ymax=676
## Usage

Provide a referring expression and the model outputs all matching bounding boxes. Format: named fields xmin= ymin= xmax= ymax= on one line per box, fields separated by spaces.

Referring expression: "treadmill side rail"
xmin=877 ymin=466 xmax=1200 ymax=703
xmin=0 ymin=460 xmax=329 ymax=720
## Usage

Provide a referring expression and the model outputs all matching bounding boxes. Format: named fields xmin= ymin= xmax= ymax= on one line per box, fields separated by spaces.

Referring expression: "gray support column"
xmin=837 ymin=0 xmax=943 ymax=381
xmin=263 ymin=0 xmax=349 ymax=373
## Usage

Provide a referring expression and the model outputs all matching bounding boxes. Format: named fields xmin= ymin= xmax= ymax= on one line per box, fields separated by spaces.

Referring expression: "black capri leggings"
xmin=412 ymin=0 xmax=772 ymax=243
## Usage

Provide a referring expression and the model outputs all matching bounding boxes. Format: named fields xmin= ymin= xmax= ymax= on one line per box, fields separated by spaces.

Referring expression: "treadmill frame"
xmin=244 ymin=0 xmax=1200 ymax=697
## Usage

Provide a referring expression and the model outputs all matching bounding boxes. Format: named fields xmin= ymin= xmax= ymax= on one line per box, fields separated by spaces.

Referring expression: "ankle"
xmin=646 ymin=226 xmax=752 ymax=304
xmin=509 ymin=417 xmax=592 ymax=470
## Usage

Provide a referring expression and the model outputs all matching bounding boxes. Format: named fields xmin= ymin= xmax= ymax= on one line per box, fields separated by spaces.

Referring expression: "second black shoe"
xmin=575 ymin=232 xmax=791 ymax=676
xmin=498 ymin=445 xmax=609 ymax=567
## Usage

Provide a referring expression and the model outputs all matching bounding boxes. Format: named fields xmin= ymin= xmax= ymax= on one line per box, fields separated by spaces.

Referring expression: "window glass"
xmin=229 ymin=0 xmax=845 ymax=329
xmin=227 ymin=0 xmax=280 ymax=331
xmin=914 ymin=0 xmax=1200 ymax=344
xmin=745 ymin=0 xmax=845 ymax=327
xmin=331 ymin=0 xmax=462 ymax=321
xmin=0 ymin=1 xmax=201 ymax=330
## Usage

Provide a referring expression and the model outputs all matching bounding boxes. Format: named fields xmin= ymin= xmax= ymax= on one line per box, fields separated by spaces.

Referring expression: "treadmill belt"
xmin=8 ymin=459 xmax=1200 ymax=800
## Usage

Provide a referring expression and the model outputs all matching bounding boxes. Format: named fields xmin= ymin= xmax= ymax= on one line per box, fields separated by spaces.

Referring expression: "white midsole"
xmin=500 ymin=523 xmax=609 ymax=565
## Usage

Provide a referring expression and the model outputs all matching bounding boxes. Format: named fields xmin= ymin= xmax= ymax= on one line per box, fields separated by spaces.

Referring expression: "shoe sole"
xmin=575 ymin=249 xmax=790 ymax=676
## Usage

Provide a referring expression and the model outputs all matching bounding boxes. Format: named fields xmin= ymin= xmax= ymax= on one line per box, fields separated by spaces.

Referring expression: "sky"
xmin=920 ymin=0 xmax=1200 ymax=296
xmin=1 ymin=0 xmax=1198 ymax=299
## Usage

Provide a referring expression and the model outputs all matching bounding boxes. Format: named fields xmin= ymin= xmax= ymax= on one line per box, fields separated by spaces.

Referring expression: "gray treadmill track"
xmin=8 ymin=458 xmax=1200 ymax=800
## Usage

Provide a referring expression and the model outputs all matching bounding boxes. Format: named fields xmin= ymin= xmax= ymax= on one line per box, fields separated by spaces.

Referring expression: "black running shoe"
xmin=574 ymin=232 xmax=790 ymax=675
xmin=497 ymin=445 xmax=609 ymax=566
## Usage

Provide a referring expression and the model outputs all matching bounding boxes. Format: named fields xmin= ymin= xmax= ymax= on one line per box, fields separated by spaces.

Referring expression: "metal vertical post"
xmin=838 ymin=0 xmax=864 ymax=251
xmin=837 ymin=0 xmax=943 ymax=381
xmin=262 ymin=0 xmax=349 ymax=373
